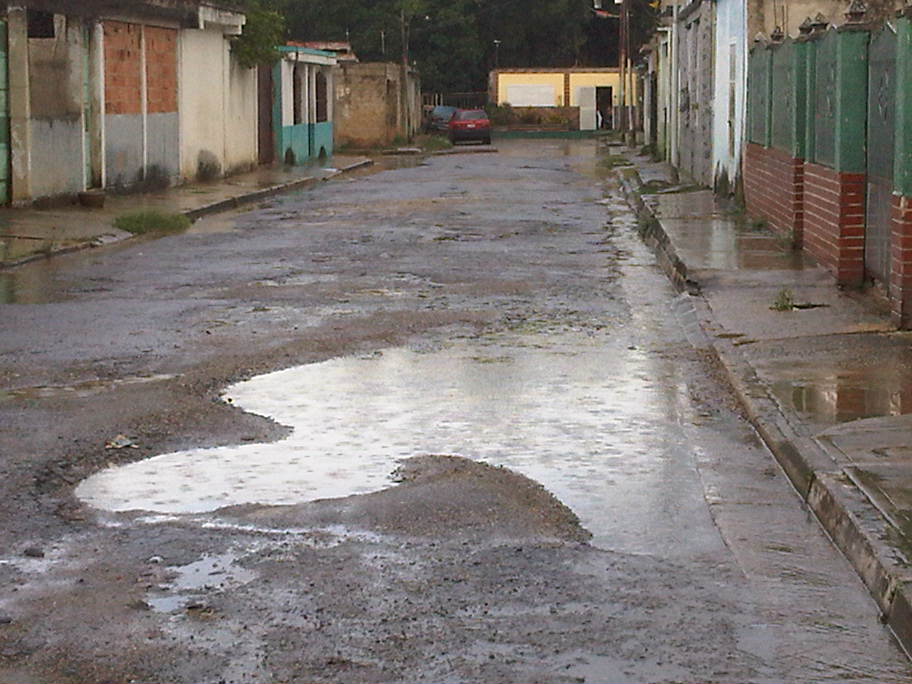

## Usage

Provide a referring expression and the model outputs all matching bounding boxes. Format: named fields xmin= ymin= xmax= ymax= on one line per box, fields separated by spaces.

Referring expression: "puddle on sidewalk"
xmin=768 ymin=362 xmax=912 ymax=426
xmin=76 ymin=331 xmax=704 ymax=552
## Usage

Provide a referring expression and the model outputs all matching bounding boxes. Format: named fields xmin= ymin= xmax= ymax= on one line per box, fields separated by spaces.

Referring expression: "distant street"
xmin=0 ymin=139 xmax=909 ymax=683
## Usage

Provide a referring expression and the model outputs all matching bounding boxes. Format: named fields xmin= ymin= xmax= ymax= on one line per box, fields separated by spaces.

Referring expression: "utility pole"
xmin=400 ymin=7 xmax=407 ymax=66
xmin=618 ymin=0 xmax=627 ymax=135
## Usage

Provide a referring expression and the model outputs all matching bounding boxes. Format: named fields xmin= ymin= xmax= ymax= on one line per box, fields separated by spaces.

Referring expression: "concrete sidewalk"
xmin=0 ymin=156 xmax=373 ymax=269
xmin=620 ymin=149 xmax=912 ymax=657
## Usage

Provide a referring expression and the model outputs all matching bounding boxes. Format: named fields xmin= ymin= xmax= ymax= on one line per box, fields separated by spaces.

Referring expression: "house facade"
xmin=643 ymin=0 xmax=912 ymax=327
xmin=267 ymin=44 xmax=337 ymax=165
xmin=489 ymin=68 xmax=630 ymax=131
xmin=3 ymin=0 xmax=259 ymax=205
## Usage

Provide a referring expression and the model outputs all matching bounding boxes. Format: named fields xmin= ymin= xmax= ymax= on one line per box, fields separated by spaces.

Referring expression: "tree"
xmin=272 ymin=0 xmax=655 ymax=92
xmin=231 ymin=0 xmax=287 ymax=69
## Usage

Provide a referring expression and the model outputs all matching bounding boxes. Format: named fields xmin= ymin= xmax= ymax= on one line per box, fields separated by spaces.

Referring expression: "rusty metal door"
xmin=257 ymin=64 xmax=274 ymax=165
xmin=865 ymin=25 xmax=897 ymax=284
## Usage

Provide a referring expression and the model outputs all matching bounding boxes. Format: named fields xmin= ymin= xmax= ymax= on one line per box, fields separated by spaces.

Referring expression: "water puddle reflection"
xmin=77 ymin=331 xmax=695 ymax=550
xmin=146 ymin=552 xmax=256 ymax=613
xmin=766 ymin=360 xmax=912 ymax=425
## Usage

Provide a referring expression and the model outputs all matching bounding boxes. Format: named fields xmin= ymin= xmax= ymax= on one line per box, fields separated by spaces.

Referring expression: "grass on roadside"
xmin=414 ymin=134 xmax=453 ymax=152
xmin=114 ymin=210 xmax=192 ymax=235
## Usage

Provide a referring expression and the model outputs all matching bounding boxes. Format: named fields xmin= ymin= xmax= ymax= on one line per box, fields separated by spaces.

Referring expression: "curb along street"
xmin=184 ymin=158 xmax=376 ymax=220
xmin=0 ymin=158 xmax=376 ymax=271
xmin=618 ymin=159 xmax=912 ymax=661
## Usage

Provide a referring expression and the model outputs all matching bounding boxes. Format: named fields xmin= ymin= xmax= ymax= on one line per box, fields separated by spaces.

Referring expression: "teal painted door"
xmin=0 ymin=21 xmax=10 ymax=204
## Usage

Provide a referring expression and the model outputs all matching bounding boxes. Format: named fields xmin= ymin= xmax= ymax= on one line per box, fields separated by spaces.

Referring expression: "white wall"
xmin=225 ymin=55 xmax=257 ymax=173
xmin=179 ymin=28 xmax=257 ymax=180
xmin=712 ymin=0 xmax=747 ymax=188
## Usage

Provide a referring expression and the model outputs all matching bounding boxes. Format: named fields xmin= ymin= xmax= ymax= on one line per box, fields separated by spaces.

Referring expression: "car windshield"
xmin=432 ymin=106 xmax=457 ymax=118
xmin=455 ymin=110 xmax=487 ymax=120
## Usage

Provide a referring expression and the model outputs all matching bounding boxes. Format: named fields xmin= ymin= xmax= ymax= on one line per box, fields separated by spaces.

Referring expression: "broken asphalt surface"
xmin=1 ymin=140 xmax=911 ymax=683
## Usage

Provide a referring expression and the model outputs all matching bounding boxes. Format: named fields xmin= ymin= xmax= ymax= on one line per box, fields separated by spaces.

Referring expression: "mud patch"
xmin=225 ymin=455 xmax=591 ymax=543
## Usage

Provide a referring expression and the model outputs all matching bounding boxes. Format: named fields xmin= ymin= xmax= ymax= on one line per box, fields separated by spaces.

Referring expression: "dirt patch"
xmin=224 ymin=455 xmax=592 ymax=543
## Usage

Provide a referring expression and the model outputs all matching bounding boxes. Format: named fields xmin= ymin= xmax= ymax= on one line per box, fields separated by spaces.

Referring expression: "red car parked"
xmin=448 ymin=109 xmax=491 ymax=145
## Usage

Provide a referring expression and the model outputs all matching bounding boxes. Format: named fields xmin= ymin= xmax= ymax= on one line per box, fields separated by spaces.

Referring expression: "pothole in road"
xmin=146 ymin=552 xmax=256 ymax=614
xmin=75 ymin=331 xmax=697 ymax=551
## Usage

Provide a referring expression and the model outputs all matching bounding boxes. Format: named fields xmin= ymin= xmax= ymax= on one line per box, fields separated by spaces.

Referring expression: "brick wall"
xmin=103 ymin=21 xmax=142 ymax=115
xmin=891 ymin=194 xmax=912 ymax=327
xmin=803 ymin=162 xmax=866 ymax=285
xmin=144 ymin=26 xmax=177 ymax=114
xmin=744 ymin=143 xmax=805 ymax=243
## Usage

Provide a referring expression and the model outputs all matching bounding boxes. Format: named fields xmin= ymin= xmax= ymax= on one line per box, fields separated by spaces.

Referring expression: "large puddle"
xmin=76 ymin=330 xmax=696 ymax=550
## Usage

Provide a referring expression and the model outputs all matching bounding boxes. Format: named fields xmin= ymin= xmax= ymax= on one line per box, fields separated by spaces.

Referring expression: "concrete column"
xmin=325 ymin=67 xmax=333 ymax=124
xmin=8 ymin=6 xmax=30 ymax=203
xmin=791 ymin=40 xmax=809 ymax=160
xmin=833 ymin=26 xmax=868 ymax=174
xmin=308 ymin=63 xmax=316 ymax=123
xmin=894 ymin=13 xmax=912 ymax=196
xmin=89 ymin=21 xmax=105 ymax=188
xmin=140 ymin=24 xmax=148 ymax=174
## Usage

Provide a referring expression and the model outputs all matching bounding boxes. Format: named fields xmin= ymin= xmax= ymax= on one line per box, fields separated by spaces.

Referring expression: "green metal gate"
xmin=866 ymin=25 xmax=897 ymax=284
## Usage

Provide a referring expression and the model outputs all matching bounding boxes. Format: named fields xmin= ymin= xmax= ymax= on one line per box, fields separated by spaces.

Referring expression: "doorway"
xmin=596 ymin=86 xmax=613 ymax=130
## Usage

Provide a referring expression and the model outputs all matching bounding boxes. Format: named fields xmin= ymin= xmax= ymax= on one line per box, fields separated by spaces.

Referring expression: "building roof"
xmin=288 ymin=41 xmax=359 ymax=62
xmin=17 ymin=0 xmax=245 ymax=28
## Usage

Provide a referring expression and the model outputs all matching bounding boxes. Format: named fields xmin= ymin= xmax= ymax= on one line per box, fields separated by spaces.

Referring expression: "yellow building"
xmin=488 ymin=68 xmax=635 ymax=131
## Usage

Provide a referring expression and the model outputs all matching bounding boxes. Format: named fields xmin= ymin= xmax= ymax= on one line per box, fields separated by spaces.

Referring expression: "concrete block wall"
xmin=334 ymin=62 xmax=420 ymax=148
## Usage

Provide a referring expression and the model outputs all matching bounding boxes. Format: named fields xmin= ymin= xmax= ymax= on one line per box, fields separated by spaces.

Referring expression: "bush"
xmin=486 ymin=103 xmax=516 ymax=126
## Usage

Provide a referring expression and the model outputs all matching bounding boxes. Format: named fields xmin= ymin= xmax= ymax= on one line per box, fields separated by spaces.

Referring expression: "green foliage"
xmin=114 ymin=211 xmax=192 ymax=235
xmin=772 ymin=288 xmax=795 ymax=311
xmin=231 ymin=0 xmax=286 ymax=69
xmin=272 ymin=0 xmax=653 ymax=92
xmin=486 ymin=103 xmax=515 ymax=125
xmin=414 ymin=134 xmax=452 ymax=151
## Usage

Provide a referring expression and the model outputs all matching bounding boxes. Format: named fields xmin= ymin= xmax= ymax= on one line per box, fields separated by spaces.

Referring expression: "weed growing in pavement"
xmin=772 ymin=288 xmax=795 ymax=311
xmin=114 ymin=210 xmax=192 ymax=235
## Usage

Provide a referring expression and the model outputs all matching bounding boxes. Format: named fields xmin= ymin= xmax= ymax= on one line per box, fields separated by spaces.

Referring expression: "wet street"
xmin=1 ymin=139 xmax=911 ymax=682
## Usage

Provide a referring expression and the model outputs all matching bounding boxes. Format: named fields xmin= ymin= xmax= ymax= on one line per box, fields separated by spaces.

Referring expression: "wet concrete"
xmin=627 ymin=151 xmax=912 ymax=659
xmin=1 ymin=140 xmax=910 ymax=682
